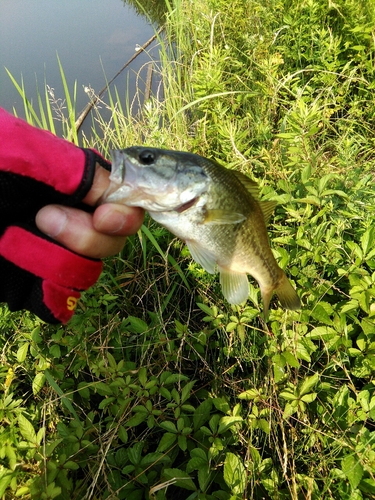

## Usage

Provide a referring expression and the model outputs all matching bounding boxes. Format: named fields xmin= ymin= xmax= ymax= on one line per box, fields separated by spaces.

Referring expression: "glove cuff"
xmin=0 ymin=226 xmax=103 ymax=290
xmin=23 ymin=279 xmax=81 ymax=324
xmin=75 ymin=148 xmax=111 ymax=203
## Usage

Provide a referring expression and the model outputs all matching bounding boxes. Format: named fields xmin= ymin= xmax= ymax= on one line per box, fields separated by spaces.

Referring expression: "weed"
xmin=2 ymin=0 xmax=375 ymax=498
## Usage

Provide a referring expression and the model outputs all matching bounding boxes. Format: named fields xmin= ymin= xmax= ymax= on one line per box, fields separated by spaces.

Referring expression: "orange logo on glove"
xmin=67 ymin=296 xmax=78 ymax=311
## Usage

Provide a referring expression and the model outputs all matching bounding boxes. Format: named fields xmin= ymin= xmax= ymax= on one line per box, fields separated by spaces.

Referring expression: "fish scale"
xmin=100 ymin=146 xmax=301 ymax=317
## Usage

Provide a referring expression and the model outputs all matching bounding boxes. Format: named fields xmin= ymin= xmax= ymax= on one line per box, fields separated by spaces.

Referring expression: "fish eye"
xmin=139 ymin=149 xmax=155 ymax=165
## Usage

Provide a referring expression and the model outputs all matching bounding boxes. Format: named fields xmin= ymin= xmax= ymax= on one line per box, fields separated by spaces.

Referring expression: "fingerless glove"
xmin=0 ymin=108 xmax=110 ymax=323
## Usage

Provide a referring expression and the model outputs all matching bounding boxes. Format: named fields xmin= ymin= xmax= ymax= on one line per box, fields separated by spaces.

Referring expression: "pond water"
xmin=0 ymin=0 xmax=159 ymax=135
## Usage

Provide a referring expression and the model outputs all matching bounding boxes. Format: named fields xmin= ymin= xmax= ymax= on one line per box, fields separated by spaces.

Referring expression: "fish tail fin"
xmin=275 ymin=272 xmax=301 ymax=311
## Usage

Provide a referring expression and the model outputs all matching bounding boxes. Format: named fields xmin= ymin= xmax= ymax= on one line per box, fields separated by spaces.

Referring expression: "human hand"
xmin=36 ymin=163 xmax=144 ymax=259
xmin=0 ymin=107 xmax=143 ymax=323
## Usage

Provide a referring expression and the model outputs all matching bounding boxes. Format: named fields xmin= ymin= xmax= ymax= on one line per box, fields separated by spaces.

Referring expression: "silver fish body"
xmin=101 ymin=147 xmax=301 ymax=315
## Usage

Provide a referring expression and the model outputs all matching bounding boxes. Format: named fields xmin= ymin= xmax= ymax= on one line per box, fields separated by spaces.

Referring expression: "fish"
xmin=100 ymin=146 xmax=301 ymax=316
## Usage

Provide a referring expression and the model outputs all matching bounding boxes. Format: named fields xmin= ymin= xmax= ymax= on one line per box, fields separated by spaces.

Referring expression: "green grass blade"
xmin=167 ymin=254 xmax=191 ymax=291
xmin=141 ymin=224 xmax=166 ymax=259
xmin=44 ymin=369 xmax=80 ymax=421
xmin=5 ymin=68 xmax=42 ymax=127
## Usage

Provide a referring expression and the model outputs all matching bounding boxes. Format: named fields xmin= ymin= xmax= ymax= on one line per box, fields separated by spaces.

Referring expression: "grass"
xmin=2 ymin=0 xmax=375 ymax=498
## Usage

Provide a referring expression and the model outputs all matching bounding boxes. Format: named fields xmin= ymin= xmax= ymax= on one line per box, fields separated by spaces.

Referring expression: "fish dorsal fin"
xmin=219 ymin=267 xmax=249 ymax=304
xmin=186 ymin=240 xmax=217 ymax=274
xmin=204 ymin=209 xmax=246 ymax=225
xmin=259 ymin=201 xmax=277 ymax=224
xmin=232 ymin=171 xmax=260 ymax=199
xmin=232 ymin=171 xmax=277 ymax=223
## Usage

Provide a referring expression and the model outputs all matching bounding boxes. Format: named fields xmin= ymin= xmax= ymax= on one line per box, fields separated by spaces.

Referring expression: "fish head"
xmin=101 ymin=146 xmax=209 ymax=212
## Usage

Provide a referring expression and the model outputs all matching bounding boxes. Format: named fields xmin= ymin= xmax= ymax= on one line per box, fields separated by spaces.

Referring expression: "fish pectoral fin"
xmin=219 ymin=268 xmax=249 ymax=304
xmin=186 ymin=240 xmax=217 ymax=274
xmin=204 ymin=209 xmax=246 ymax=225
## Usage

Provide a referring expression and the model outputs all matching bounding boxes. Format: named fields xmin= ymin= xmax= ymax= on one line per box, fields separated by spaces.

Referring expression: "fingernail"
xmin=36 ymin=206 xmax=68 ymax=238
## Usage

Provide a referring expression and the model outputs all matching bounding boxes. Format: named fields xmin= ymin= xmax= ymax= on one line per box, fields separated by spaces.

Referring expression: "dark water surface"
xmin=0 ymin=0 xmax=157 ymax=132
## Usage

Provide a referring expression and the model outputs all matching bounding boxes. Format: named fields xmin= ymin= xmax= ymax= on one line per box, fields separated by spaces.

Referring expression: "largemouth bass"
xmin=101 ymin=147 xmax=301 ymax=316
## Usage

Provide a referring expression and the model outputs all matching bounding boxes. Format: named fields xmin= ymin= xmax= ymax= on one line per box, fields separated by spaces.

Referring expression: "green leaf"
xmin=4 ymin=444 xmax=17 ymax=471
xmin=238 ymin=389 xmax=260 ymax=400
xmin=0 ymin=470 xmax=13 ymax=497
xmin=299 ymin=373 xmax=319 ymax=396
xmin=198 ymin=465 xmax=211 ymax=491
xmin=310 ymin=303 xmax=333 ymax=325
xmin=15 ymin=486 xmax=30 ymax=497
xmin=223 ymin=452 xmax=246 ymax=495
xmin=212 ymin=397 xmax=231 ymax=414
xmin=282 ymin=351 xmax=300 ymax=368
xmin=301 ymin=392 xmax=317 ymax=403
xmin=272 ymin=354 xmax=286 ymax=383
xmin=193 ymin=398 xmax=212 ymax=430
xmin=187 ymin=456 xmax=208 ymax=473
xmin=46 ymin=481 xmax=61 ymax=498
xmin=295 ymin=343 xmax=312 ymax=362
xmin=178 ymin=434 xmax=187 ymax=451
xmin=301 ymin=164 xmax=311 ymax=183
xmin=118 ymin=425 xmax=128 ymax=444
xmin=31 ymin=326 xmax=41 ymax=343
xmin=279 ymin=390 xmax=297 ymax=401
xmin=94 ymin=382 xmax=113 ymax=396
xmin=138 ymin=366 xmax=147 ymax=387
xmin=163 ymin=373 xmax=189 ymax=385
xmin=197 ymin=303 xmax=217 ymax=317
xmin=122 ymin=465 xmax=135 ymax=475
xmin=16 ymin=343 xmax=29 ymax=363
xmin=157 ymin=432 xmax=177 ymax=452
xmin=140 ymin=452 xmax=167 ymax=467
xmin=77 ymin=382 xmax=90 ymax=399
xmin=106 ymin=351 xmax=117 ymax=370
xmin=133 ymin=405 xmax=148 ymax=414
xmin=359 ymin=478 xmax=375 ymax=495
xmin=159 ymin=421 xmax=177 ymax=433
xmin=361 ymin=227 xmax=375 ymax=257
xmin=36 ymin=427 xmax=45 ymax=445
xmin=125 ymin=412 xmax=148 ymax=428
xmin=63 ymin=461 xmax=80 ymax=470
xmin=99 ymin=397 xmax=116 ymax=410
xmin=342 ymin=455 xmax=363 ymax=490
xmin=18 ymin=414 xmax=37 ymax=444
xmin=32 ymin=372 xmax=46 ymax=395
xmin=163 ymin=468 xmax=197 ymax=491
xmin=226 ymin=322 xmax=239 ymax=333
xmin=126 ymin=316 xmax=149 ymax=334
xmin=283 ymin=401 xmax=298 ymax=419
xmin=306 ymin=326 xmax=337 ymax=340
xmin=127 ymin=442 xmax=143 ymax=466
xmin=258 ymin=418 xmax=270 ymax=435
xmin=49 ymin=344 xmax=61 ymax=358
xmin=218 ymin=416 xmax=243 ymax=434
xmin=181 ymin=380 xmax=196 ymax=403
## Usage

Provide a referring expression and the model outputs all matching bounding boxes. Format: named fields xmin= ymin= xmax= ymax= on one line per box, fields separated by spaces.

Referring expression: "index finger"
xmin=82 ymin=163 xmax=111 ymax=206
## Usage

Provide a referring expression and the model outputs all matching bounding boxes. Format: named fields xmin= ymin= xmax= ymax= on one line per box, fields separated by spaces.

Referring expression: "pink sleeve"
xmin=0 ymin=107 xmax=88 ymax=195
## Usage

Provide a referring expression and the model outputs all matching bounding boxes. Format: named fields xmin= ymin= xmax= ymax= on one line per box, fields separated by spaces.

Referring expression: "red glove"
xmin=0 ymin=108 xmax=110 ymax=323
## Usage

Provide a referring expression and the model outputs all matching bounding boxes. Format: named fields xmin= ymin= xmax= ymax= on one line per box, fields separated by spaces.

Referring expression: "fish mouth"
xmin=175 ymin=197 xmax=199 ymax=213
